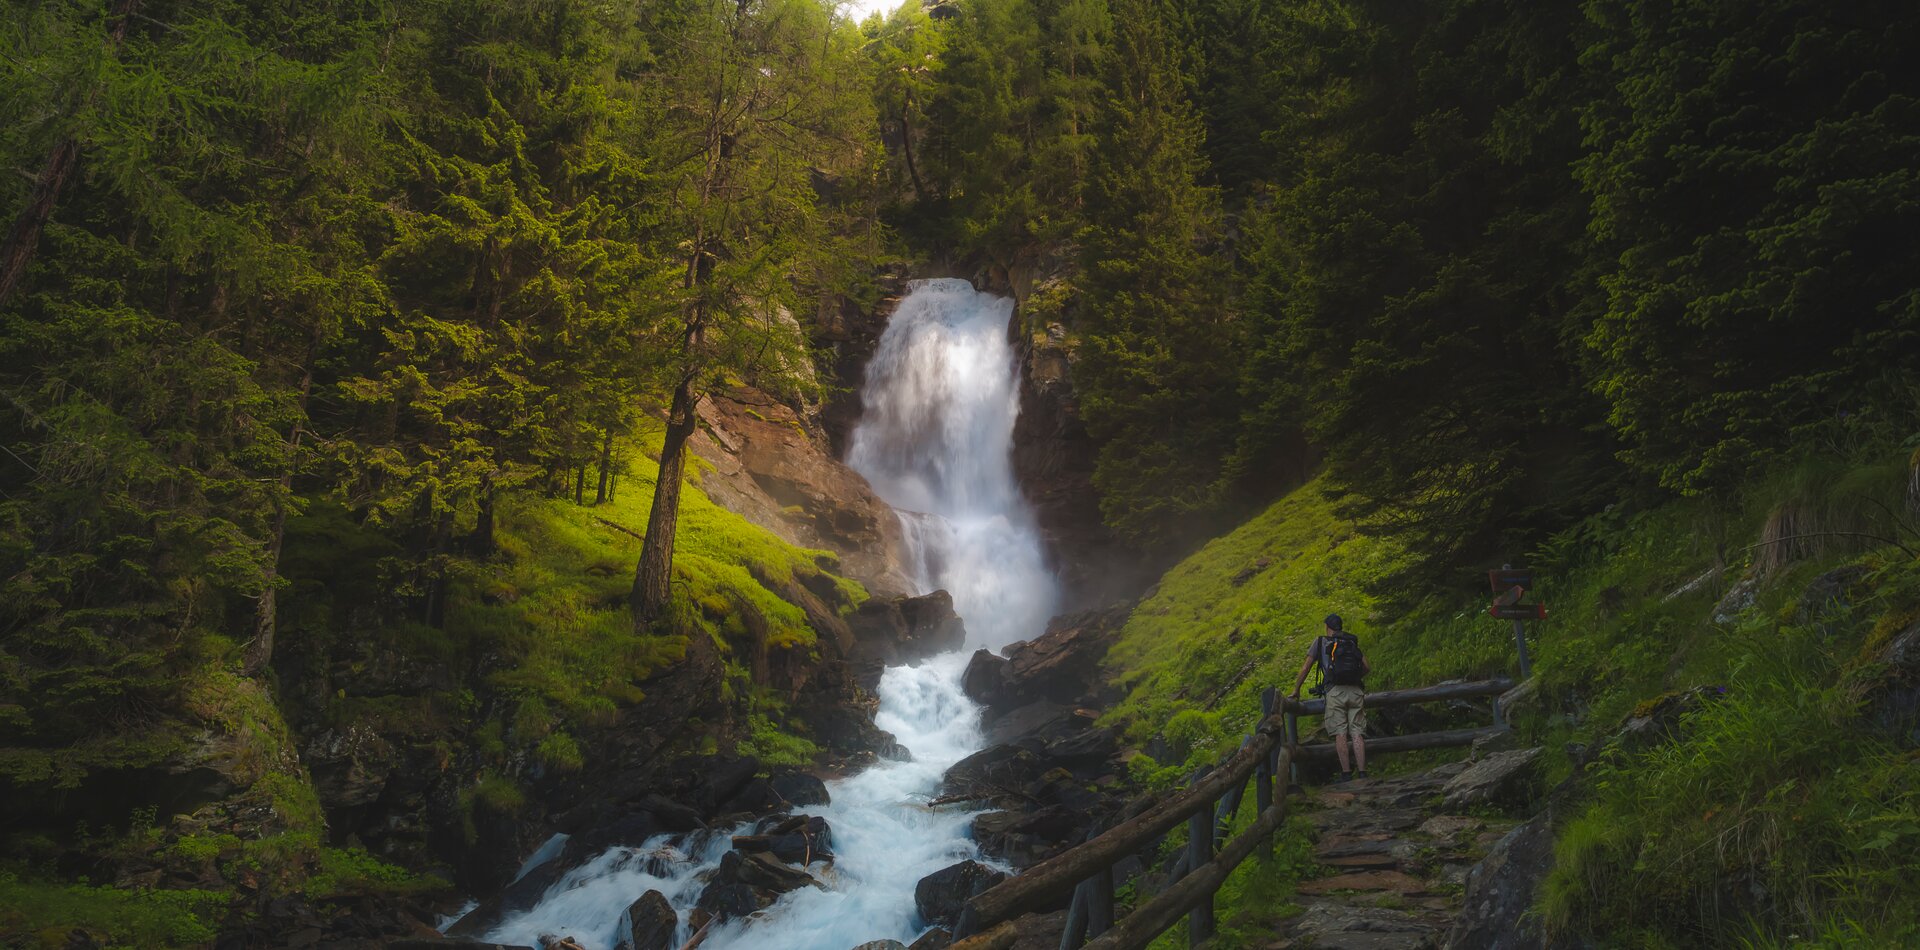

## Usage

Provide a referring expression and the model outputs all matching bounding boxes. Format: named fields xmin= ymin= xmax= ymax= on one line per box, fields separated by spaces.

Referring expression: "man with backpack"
xmin=1289 ymin=613 xmax=1371 ymax=782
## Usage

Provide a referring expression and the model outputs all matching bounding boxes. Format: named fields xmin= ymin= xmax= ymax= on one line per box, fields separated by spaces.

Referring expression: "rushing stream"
xmin=481 ymin=278 xmax=1056 ymax=949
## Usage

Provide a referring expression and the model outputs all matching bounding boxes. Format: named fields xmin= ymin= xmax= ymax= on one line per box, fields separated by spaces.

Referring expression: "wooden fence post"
xmin=1089 ymin=864 xmax=1114 ymax=937
xmin=1284 ymin=709 xmax=1301 ymax=788
xmin=1256 ymin=688 xmax=1275 ymax=859
xmin=1187 ymin=801 xmax=1215 ymax=944
xmin=1058 ymin=879 xmax=1090 ymax=950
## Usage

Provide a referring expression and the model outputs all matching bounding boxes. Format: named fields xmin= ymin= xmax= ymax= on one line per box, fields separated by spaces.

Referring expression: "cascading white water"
xmin=848 ymin=278 xmax=1058 ymax=649
xmin=480 ymin=278 xmax=1055 ymax=949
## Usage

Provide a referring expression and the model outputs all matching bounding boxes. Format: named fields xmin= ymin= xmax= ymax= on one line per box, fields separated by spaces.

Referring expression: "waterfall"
xmin=848 ymin=278 xmax=1059 ymax=649
xmin=479 ymin=278 xmax=1055 ymax=949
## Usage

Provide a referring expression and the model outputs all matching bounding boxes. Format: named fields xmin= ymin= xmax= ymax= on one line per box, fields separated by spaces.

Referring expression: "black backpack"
xmin=1321 ymin=632 xmax=1365 ymax=687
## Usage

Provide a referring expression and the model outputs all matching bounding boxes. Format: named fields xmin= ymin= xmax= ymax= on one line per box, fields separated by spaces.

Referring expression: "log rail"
xmin=948 ymin=677 xmax=1512 ymax=950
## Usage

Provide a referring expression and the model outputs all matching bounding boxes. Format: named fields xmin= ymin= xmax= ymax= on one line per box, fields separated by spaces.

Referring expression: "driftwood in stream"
xmin=1082 ymin=748 xmax=1294 ymax=950
xmin=1295 ymin=725 xmax=1508 ymax=760
xmin=956 ymin=717 xmax=1286 ymax=934
xmin=1289 ymin=678 xmax=1513 ymax=716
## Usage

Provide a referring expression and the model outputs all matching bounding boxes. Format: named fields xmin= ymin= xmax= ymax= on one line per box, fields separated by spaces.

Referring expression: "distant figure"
xmin=1290 ymin=613 xmax=1370 ymax=782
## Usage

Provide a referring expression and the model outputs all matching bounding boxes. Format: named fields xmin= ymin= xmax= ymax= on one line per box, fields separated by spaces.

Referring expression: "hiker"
xmin=1289 ymin=613 xmax=1370 ymax=782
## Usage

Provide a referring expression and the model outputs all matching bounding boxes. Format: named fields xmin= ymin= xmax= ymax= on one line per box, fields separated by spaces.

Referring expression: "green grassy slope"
xmin=1 ymin=427 xmax=865 ymax=948
xmin=1102 ymin=475 xmax=1410 ymax=782
xmin=1101 ymin=453 xmax=1920 ymax=947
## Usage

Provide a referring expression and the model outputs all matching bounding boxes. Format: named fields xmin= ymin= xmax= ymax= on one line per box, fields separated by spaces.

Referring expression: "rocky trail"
xmin=1270 ymin=747 xmax=1542 ymax=950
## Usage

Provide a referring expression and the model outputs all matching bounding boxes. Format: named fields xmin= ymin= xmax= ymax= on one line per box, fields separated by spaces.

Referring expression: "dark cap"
xmin=1324 ymin=614 xmax=1343 ymax=631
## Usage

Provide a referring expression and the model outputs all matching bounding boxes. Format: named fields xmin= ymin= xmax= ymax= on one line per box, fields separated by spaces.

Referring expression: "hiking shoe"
xmin=1333 ymin=772 xmax=1352 ymax=784
xmin=1356 ymin=770 xmax=1370 ymax=780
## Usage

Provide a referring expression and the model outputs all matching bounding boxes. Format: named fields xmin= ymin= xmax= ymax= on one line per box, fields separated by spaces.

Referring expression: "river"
xmin=479 ymin=278 xmax=1058 ymax=949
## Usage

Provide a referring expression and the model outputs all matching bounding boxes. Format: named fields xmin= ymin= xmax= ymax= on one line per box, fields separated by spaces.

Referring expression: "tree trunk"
xmin=574 ymin=462 xmax=586 ymax=505
xmin=631 ymin=378 xmax=699 ymax=626
xmin=899 ymin=99 xmax=928 ymax=202
xmin=242 ymin=340 xmax=315 ymax=679
xmin=0 ymin=0 xmax=141 ymax=309
xmin=595 ymin=429 xmax=613 ymax=504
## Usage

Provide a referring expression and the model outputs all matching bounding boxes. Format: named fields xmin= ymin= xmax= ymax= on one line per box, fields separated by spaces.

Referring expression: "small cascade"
xmin=478 ymin=278 xmax=1056 ymax=949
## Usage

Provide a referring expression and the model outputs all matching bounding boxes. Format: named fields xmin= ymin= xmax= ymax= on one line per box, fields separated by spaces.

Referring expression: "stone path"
xmin=1265 ymin=760 xmax=1515 ymax=950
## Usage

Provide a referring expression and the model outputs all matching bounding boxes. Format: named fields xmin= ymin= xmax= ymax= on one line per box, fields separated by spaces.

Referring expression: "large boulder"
xmin=1609 ymin=686 xmax=1723 ymax=756
xmin=849 ymin=591 xmax=969 ymax=667
xmin=914 ymin=860 xmax=1009 ymax=928
xmin=962 ymin=649 xmax=1012 ymax=707
xmin=1446 ymin=812 xmax=1555 ymax=949
xmin=990 ymin=606 xmax=1129 ymax=711
xmin=715 ymin=849 xmax=820 ymax=895
xmin=620 ymin=890 xmax=677 ymax=950
xmin=768 ymin=769 xmax=831 ymax=807
xmin=1440 ymin=747 xmax=1544 ymax=810
xmin=942 ymin=744 xmax=1046 ymax=804
xmin=1870 ymin=618 xmax=1920 ymax=746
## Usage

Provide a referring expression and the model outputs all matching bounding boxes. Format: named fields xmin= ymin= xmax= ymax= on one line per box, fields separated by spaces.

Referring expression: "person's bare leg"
xmin=1333 ymin=733 xmax=1352 ymax=775
xmin=1351 ymin=732 xmax=1367 ymax=774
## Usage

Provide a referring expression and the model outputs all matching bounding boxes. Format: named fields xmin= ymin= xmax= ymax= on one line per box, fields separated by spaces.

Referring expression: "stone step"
xmin=1296 ymin=870 xmax=1432 ymax=896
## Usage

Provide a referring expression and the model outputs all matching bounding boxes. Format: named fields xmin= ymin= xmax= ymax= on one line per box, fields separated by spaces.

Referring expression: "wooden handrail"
xmin=1288 ymin=677 xmax=1512 ymax=716
xmin=954 ymin=675 xmax=1515 ymax=947
xmin=954 ymin=716 xmax=1288 ymax=935
xmin=1083 ymin=748 xmax=1294 ymax=950
xmin=1294 ymin=724 xmax=1506 ymax=759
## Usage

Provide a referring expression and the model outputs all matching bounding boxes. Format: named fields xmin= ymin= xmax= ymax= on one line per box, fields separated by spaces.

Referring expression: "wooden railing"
xmin=947 ymin=678 xmax=1513 ymax=950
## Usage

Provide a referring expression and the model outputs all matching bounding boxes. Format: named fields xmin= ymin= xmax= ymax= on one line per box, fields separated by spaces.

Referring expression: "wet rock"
xmin=995 ymin=606 xmax=1128 ymax=709
xmin=1446 ymin=812 xmax=1556 ymax=949
xmin=768 ymin=769 xmax=830 ymax=807
xmin=941 ymin=744 xmax=1044 ymax=804
xmin=539 ymin=936 xmax=588 ymax=950
xmin=716 ymin=849 xmax=819 ymax=894
xmin=695 ymin=880 xmax=767 ymax=921
xmin=849 ymin=942 xmax=908 ymax=950
xmin=914 ymin=860 xmax=1009 ymax=928
xmin=633 ymin=793 xmax=704 ymax=831
xmin=689 ymin=755 xmax=762 ymax=816
xmin=906 ymin=929 xmax=951 ymax=950
xmin=620 ymin=890 xmax=677 ymax=950
xmin=446 ymin=840 xmax=581 ymax=938
xmin=849 ymin=591 xmax=969 ymax=666
xmin=738 ymin=814 xmax=833 ymax=864
xmin=962 ymin=649 xmax=1011 ymax=707
xmin=718 ymin=777 xmax=790 ymax=817
xmin=1439 ymin=748 xmax=1543 ymax=810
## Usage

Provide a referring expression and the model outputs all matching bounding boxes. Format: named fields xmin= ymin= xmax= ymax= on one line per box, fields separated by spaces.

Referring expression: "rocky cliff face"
xmin=689 ymin=384 xmax=915 ymax=597
xmin=1003 ymin=272 xmax=1150 ymax=610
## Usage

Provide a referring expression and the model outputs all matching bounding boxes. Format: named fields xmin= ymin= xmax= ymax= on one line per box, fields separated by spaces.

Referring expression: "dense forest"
xmin=3 ymin=0 xmax=1918 ymax=947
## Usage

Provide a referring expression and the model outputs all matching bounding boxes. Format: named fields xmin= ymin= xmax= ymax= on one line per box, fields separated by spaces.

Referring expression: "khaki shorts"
xmin=1323 ymin=685 xmax=1367 ymax=736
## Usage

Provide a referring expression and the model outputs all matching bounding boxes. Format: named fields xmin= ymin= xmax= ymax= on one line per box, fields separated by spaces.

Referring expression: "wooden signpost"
xmin=1489 ymin=565 xmax=1542 ymax=679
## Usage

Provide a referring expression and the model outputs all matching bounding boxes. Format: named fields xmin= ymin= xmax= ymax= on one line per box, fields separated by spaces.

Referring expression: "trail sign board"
xmin=1493 ymin=584 xmax=1526 ymax=607
xmin=1489 ymin=603 xmax=1547 ymax=621
xmin=1488 ymin=568 xmax=1533 ymax=591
